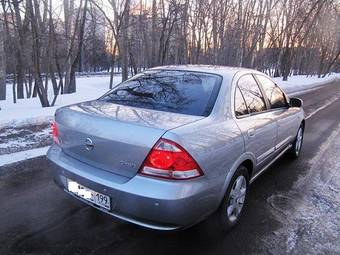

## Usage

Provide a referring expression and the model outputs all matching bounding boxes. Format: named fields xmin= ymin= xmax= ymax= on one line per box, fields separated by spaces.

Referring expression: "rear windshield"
xmin=100 ymin=70 xmax=222 ymax=116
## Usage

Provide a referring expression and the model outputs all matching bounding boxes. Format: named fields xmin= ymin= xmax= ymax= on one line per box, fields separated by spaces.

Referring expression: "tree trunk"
xmin=109 ymin=43 xmax=117 ymax=89
xmin=322 ymin=50 xmax=340 ymax=77
xmin=0 ymin=19 xmax=6 ymax=101
xmin=151 ymin=0 xmax=157 ymax=67
xmin=121 ymin=0 xmax=130 ymax=82
xmin=64 ymin=0 xmax=88 ymax=93
xmin=28 ymin=0 xmax=50 ymax=107
xmin=63 ymin=0 xmax=75 ymax=94
xmin=12 ymin=0 xmax=26 ymax=99
xmin=12 ymin=78 xmax=16 ymax=104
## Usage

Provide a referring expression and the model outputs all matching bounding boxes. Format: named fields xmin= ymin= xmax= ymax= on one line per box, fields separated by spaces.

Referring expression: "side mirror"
xmin=289 ymin=97 xmax=303 ymax=108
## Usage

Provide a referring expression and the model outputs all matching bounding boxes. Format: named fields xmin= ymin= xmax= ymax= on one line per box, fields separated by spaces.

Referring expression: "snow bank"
xmin=0 ymin=76 xmax=121 ymax=128
xmin=273 ymin=73 xmax=340 ymax=95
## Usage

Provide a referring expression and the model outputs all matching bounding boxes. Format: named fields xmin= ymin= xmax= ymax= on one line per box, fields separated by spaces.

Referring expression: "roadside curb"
xmin=0 ymin=155 xmax=47 ymax=178
xmin=0 ymin=146 xmax=50 ymax=168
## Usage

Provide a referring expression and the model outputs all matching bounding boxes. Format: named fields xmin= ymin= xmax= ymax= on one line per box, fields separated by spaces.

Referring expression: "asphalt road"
xmin=0 ymin=81 xmax=339 ymax=255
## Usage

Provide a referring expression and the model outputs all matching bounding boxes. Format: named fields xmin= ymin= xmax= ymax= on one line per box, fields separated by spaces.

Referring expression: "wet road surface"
xmin=0 ymin=81 xmax=339 ymax=255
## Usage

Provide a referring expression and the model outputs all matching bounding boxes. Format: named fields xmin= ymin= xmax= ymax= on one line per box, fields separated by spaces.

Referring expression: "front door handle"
xmin=248 ymin=128 xmax=256 ymax=137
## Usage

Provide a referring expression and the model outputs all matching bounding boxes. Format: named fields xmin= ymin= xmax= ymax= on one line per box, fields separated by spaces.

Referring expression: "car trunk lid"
xmin=55 ymin=100 xmax=203 ymax=179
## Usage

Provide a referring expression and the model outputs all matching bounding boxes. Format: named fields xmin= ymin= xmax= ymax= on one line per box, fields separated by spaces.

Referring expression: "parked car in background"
xmin=47 ymin=65 xmax=305 ymax=232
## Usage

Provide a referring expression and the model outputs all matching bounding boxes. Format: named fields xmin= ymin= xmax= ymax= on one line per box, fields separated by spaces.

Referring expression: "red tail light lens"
xmin=139 ymin=138 xmax=203 ymax=180
xmin=51 ymin=121 xmax=60 ymax=144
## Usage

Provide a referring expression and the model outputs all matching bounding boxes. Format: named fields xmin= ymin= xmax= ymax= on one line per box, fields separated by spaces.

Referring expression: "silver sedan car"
xmin=47 ymin=65 xmax=305 ymax=232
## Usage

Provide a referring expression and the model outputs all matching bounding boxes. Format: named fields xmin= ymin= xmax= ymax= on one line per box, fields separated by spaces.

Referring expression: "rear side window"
xmin=100 ymin=70 xmax=222 ymax=116
xmin=256 ymin=75 xmax=288 ymax=109
xmin=237 ymin=75 xmax=267 ymax=113
xmin=234 ymin=86 xmax=249 ymax=116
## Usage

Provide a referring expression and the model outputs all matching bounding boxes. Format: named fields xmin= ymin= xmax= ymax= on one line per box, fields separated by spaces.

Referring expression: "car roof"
xmin=149 ymin=65 xmax=257 ymax=78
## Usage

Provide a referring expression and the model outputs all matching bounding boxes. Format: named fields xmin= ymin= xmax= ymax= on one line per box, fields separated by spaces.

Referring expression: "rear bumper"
xmin=46 ymin=145 xmax=221 ymax=230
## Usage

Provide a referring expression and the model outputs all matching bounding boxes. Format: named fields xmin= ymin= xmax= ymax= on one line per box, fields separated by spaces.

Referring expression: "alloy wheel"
xmin=295 ymin=127 xmax=303 ymax=155
xmin=226 ymin=175 xmax=247 ymax=222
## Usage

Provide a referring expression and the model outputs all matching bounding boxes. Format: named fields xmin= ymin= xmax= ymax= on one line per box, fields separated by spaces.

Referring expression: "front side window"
xmin=256 ymin=75 xmax=288 ymax=109
xmin=100 ymin=70 xmax=222 ymax=116
xmin=237 ymin=75 xmax=267 ymax=113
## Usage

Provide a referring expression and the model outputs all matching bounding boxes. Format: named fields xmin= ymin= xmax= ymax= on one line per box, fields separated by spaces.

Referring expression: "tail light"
xmin=139 ymin=138 xmax=203 ymax=180
xmin=51 ymin=121 xmax=60 ymax=144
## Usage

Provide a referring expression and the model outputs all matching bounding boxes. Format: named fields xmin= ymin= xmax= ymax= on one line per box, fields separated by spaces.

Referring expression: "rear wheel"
xmin=208 ymin=165 xmax=249 ymax=232
xmin=289 ymin=124 xmax=304 ymax=159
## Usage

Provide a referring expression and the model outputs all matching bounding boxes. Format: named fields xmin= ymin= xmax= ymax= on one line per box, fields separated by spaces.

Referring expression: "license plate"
xmin=67 ymin=179 xmax=111 ymax=210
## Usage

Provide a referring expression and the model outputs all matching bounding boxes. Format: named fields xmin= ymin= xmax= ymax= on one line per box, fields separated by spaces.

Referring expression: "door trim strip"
xmin=275 ymin=136 xmax=292 ymax=150
xmin=250 ymin=144 xmax=292 ymax=184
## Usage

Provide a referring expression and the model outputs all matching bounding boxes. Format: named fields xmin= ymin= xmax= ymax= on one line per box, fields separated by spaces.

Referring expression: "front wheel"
xmin=289 ymin=124 xmax=304 ymax=159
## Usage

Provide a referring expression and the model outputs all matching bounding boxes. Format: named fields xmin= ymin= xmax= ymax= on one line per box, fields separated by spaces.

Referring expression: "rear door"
xmin=254 ymin=75 xmax=300 ymax=151
xmin=234 ymin=74 xmax=277 ymax=170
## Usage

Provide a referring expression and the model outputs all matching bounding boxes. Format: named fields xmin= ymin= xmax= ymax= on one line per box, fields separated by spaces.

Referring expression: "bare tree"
xmin=0 ymin=17 xmax=5 ymax=101
xmin=11 ymin=0 xmax=28 ymax=99
xmin=27 ymin=0 xmax=49 ymax=107
xmin=1 ymin=0 xmax=339 ymax=108
xmin=91 ymin=0 xmax=131 ymax=81
xmin=120 ymin=0 xmax=130 ymax=81
xmin=63 ymin=0 xmax=88 ymax=93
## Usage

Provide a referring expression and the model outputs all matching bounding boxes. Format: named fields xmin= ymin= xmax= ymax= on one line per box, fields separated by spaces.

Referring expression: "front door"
xmin=254 ymin=74 xmax=300 ymax=151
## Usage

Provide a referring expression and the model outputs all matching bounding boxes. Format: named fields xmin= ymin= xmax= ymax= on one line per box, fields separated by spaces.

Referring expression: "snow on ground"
xmin=0 ymin=73 xmax=339 ymax=129
xmin=0 ymin=76 xmax=122 ymax=128
xmin=264 ymin=124 xmax=340 ymax=254
xmin=0 ymin=123 xmax=51 ymax=155
xmin=273 ymin=73 xmax=340 ymax=95
xmin=1 ymin=73 xmax=339 ymax=128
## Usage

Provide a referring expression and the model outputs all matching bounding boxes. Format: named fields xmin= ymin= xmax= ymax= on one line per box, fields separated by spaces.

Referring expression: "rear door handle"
xmin=248 ymin=129 xmax=256 ymax=137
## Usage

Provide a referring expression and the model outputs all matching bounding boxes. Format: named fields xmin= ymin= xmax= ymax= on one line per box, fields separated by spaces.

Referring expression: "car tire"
xmin=207 ymin=165 xmax=250 ymax=233
xmin=289 ymin=124 xmax=304 ymax=159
